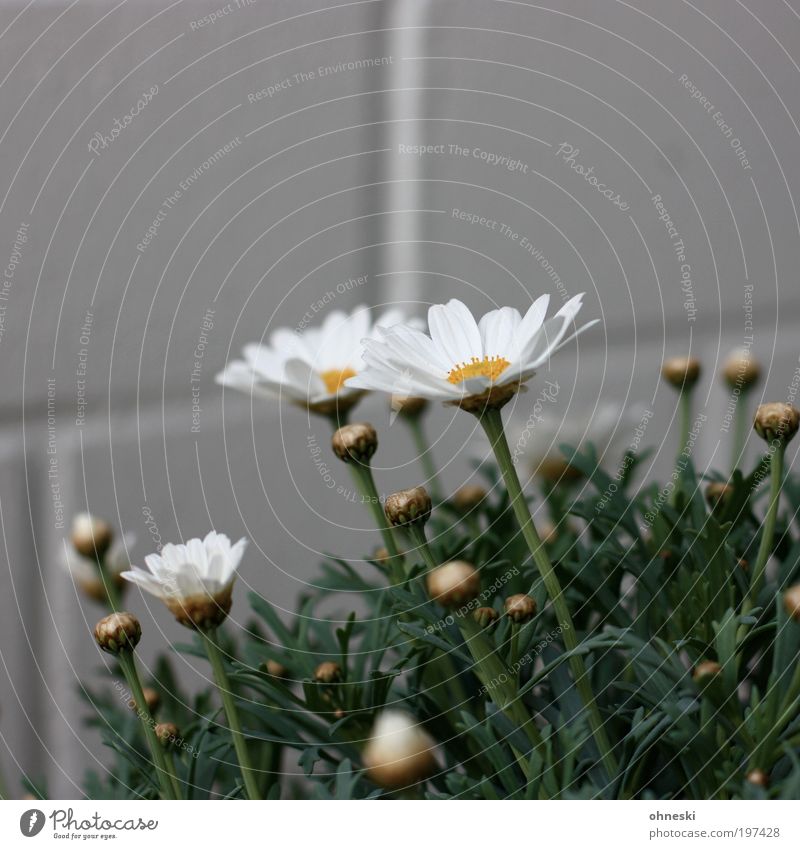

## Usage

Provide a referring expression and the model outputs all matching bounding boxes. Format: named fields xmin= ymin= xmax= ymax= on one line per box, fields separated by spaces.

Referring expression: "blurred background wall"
xmin=1 ymin=0 xmax=799 ymax=797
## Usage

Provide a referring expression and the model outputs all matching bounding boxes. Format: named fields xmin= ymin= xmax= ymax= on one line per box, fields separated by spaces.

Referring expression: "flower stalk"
xmin=116 ymin=653 xmax=177 ymax=800
xmin=748 ymin=441 xmax=785 ymax=607
xmin=163 ymin=749 xmax=183 ymax=800
xmin=155 ymin=723 xmax=184 ymax=799
xmin=404 ymin=416 xmax=442 ymax=503
xmin=477 ymin=406 xmax=618 ymax=781
xmin=97 ymin=554 xmax=123 ymax=610
xmin=409 ymin=527 xmax=545 ymax=756
xmin=742 ymin=404 xmax=800 ymax=626
xmin=732 ymin=397 xmax=750 ymax=470
xmin=347 ymin=463 xmax=404 ymax=582
xmin=723 ymin=350 xmax=760 ymax=470
xmin=679 ymin=388 xmax=693 ymax=456
xmin=331 ymin=423 xmax=405 ymax=581
xmin=201 ymin=629 xmax=262 ymax=800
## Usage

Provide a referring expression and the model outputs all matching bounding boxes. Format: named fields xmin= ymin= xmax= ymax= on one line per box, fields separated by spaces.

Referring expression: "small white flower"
xmin=121 ymin=531 xmax=248 ymax=629
xmin=215 ymin=305 xmax=410 ymax=416
xmin=64 ymin=533 xmax=135 ymax=602
xmin=363 ymin=711 xmax=437 ymax=789
xmin=346 ymin=295 xmax=597 ymax=410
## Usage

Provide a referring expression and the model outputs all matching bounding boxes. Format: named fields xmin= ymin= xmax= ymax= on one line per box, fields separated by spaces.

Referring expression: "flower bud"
xmin=155 ymin=722 xmax=180 ymax=748
xmin=783 ymin=584 xmax=800 ymax=622
xmin=692 ymin=660 xmax=721 ymax=684
xmin=372 ymin=546 xmax=390 ymax=565
xmin=661 ymin=356 xmax=701 ymax=390
xmin=504 ymin=594 xmax=537 ymax=624
xmin=314 ymin=661 xmax=342 ymax=684
xmin=537 ymin=457 xmax=583 ymax=484
xmin=754 ymin=403 xmax=800 ymax=444
xmin=166 ymin=588 xmax=233 ymax=631
xmin=390 ymin=394 xmax=428 ymax=419
xmin=76 ymin=573 xmax=127 ymax=605
xmin=263 ymin=659 xmax=289 ymax=679
xmin=451 ymin=484 xmax=487 ymax=513
xmin=705 ymin=482 xmax=733 ymax=510
xmin=450 ymin=381 xmax=521 ymax=413
xmin=472 ymin=606 xmax=499 ymax=629
xmin=331 ymin=423 xmax=378 ymax=464
xmin=384 ymin=486 xmax=432 ymax=529
xmin=746 ymin=769 xmax=770 ymax=788
xmin=94 ymin=612 xmax=141 ymax=655
xmin=128 ymin=686 xmax=160 ymax=714
xmin=72 ymin=513 xmax=113 ymax=560
xmin=537 ymin=520 xmax=558 ymax=546
xmin=723 ymin=349 xmax=760 ymax=390
xmin=426 ymin=561 xmax=480 ymax=608
xmin=363 ymin=711 xmax=437 ymax=789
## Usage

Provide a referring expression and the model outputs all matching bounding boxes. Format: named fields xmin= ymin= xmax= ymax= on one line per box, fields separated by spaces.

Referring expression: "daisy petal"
xmin=428 ymin=299 xmax=483 ymax=364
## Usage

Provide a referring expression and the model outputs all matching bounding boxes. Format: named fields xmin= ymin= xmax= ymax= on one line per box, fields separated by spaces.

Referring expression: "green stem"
xmin=409 ymin=525 xmax=545 ymax=755
xmin=458 ymin=614 xmax=544 ymax=755
xmin=407 ymin=524 xmax=438 ymax=572
xmin=201 ymin=630 xmax=262 ymax=800
xmin=748 ymin=441 xmax=785 ymax=609
xmin=751 ymin=688 xmax=800 ymax=770
xmin=406 ymin=417 xmax=442 ymax=502
xmin=478 ymin=407 xmax=618 ymax=782
xmin=732 ymin=390 xmax=750 ymax=471
xmin=117 ymin=652 xmax=176 ymax=799
xmin=348 ymin=463 xmax=405 ymax=583
xmin=96 ymin=555 xmax=122 ymax=610
xmin=509 ymin=622 xmax=521 ymax=681
xmin=779 ymin=653 xmax=800 ymax=714
xmin=679 ymin=388 xmax=693 ymax=455
xmin=164 ymin=747 xmax=183 ymax=800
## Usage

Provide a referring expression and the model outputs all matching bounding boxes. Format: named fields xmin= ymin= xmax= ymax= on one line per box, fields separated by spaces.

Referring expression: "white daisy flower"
xmin=346 ymin=295 xmax=598 ymax=412
xmin=121 ymin=531 xmax=248 ymax=630
xmin=215 ymin=305 xmax=410 ymax=417
xmin=64 ymin=533 xmax=135 ymax=603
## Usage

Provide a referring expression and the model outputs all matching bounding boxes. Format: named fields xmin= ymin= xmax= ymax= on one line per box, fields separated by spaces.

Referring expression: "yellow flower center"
xmin=447 ymin=356 xmax=511 ymax=385
xmin=320 ymin=367 xmax=357 ymax=394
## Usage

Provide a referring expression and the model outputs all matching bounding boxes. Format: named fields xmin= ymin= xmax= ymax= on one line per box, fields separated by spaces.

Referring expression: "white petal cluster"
xmin=122 ymin=531 xmax=247 ymax=604
xmin=215 ymin=305 xmax=409 ymax=410
xmin=347 ymin=295 xmax=597 ymax=402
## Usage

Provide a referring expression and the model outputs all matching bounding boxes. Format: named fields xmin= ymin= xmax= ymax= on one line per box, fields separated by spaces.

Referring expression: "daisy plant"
xmin=122 ymin=531 xmax=261 ymax=799
xmin=347 ymin=295 xmax=618 ymax=780
xmin=93 ymin=612 xmax=178 ymax=800
xmin=60 ymin=383 xmax=800 ymax=800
